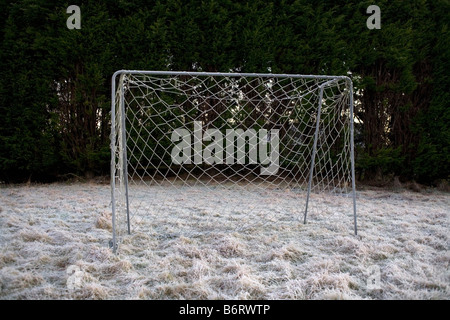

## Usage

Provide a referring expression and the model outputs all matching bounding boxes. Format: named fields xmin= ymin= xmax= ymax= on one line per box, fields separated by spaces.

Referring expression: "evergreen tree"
xmin=0 ymin=0 xmax=447 ymax=184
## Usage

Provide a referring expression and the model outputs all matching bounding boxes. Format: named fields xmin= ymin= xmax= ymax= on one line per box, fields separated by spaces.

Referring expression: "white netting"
xmin=111 ymin=71 xmax=356 ymax=251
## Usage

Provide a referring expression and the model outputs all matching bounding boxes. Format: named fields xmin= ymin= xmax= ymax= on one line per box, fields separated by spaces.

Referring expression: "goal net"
xmin=110 ymin=70 xmax=357 ymax=252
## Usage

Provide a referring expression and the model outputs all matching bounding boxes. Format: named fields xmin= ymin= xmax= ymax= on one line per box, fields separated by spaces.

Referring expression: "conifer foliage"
xmin=0 ymin=0 xmax=448 ymax=184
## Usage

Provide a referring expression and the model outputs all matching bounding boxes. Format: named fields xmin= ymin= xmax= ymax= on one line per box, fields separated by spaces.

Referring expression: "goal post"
xmin=110 ymin=70 xmax=357 ymax=252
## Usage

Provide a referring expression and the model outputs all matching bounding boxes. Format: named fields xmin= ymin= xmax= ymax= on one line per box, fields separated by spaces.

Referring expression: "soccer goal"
xmin=110 ymin=70 xmax=357 ymax=252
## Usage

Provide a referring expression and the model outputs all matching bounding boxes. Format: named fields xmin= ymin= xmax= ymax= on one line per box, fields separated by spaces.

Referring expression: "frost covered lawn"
xmin=0 ymin=182 xmax=448 ymax=299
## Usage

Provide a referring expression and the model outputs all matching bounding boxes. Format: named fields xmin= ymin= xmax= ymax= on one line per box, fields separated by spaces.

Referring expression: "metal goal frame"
xmin=110 ymin=70 xmax=357 ymax=252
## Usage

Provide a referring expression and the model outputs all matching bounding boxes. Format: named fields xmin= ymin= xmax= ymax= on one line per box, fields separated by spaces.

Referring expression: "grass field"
xmin=0 ymin=182 xmax=448 ymax=299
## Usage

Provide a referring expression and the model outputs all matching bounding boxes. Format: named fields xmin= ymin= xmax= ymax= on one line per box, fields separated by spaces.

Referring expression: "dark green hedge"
xmin=0 ymin=0 xmax=448 ymax=184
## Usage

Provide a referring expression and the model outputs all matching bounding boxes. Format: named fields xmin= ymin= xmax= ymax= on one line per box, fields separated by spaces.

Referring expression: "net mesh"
xmin=111 ymin=72 xmax=355 ymax=250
